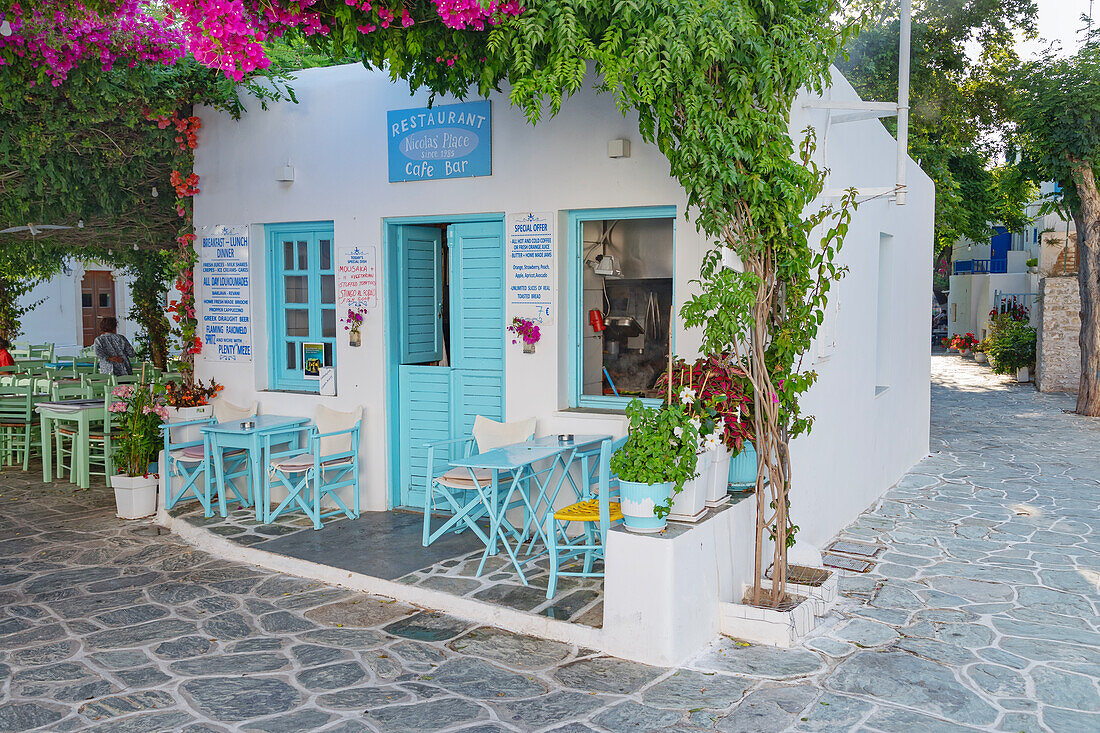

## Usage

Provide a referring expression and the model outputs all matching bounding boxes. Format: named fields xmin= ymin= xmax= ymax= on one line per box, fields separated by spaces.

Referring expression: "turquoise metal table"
xmin=449 ymin=434 xmax=610 ymax=584
xmin=200 ymin=415 xmax=310 ymax=519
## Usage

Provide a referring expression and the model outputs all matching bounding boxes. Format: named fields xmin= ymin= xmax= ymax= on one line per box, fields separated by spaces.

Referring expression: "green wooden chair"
xmin=0 ymin=384 xmax=37 ymax=470
xmin=55 ymin=383 xmax=114 ymax=486
xmin=81 ymin=373 xmax=113 ymax=390
xmin=9 ymin=344 xmax=31 ymax=360
xmin=28 ymin=344 xmax=55 ymax=361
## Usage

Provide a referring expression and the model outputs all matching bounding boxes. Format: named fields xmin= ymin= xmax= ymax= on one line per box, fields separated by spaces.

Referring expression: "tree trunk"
xmin=1069 ymin=161 xmax=1100 ymax=415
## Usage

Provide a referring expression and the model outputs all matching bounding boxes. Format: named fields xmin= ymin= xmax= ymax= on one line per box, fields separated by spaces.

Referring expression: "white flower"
xmin=688 ymin=416 xmax=702 ymax=432
xmin=673 ymin=426 xmax=684 ymax=438
xmin=703 ymin=432 xmax=723 ymax=452
xmin=679 ymin=387 xmax=697 ymax=405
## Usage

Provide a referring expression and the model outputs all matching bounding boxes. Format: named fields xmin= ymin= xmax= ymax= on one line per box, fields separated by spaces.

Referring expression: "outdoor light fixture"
xmin=77 ymin=219 xmax=84 ymax=228
xmin=275 ymin=165 xmax=295 ymax=182
xmin=0 ymin=21 xmax=12 ymax=37
xmin=151 ymin=186 xmax=158 ymax=198
xmin=608 ymin=139 xmax=631 ymax=158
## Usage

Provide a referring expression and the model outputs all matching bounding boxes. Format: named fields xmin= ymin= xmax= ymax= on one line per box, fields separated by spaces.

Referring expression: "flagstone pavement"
xmin=0 ymin=353 xmax=1098 ymax=732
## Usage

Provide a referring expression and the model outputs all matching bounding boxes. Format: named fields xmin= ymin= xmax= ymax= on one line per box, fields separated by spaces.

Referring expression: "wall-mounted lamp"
xmin=275 ymin=165 xmax=295 ymax=182
xmin=0 ymin=21 xmax=12 ymax=37
xmin=151 ymin=186 xmax=158 ymax=198
xmin=608 ymin=139 xmax=631 ymax=159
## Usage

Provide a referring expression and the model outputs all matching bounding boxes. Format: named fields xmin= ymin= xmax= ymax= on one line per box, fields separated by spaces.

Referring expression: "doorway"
xmin=81 ymin=270 xmax=116 ymax=346
xmin=385 ymin=216 xmax=506 ymax=509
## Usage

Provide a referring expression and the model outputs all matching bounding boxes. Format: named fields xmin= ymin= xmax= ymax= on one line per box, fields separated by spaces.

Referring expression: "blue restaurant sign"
xmin=387 ymin=100 xmax=491 ymax=182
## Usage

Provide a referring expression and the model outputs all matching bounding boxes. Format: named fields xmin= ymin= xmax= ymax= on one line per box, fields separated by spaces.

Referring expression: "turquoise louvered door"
xmin=398 ymin=366 xmax=452 ymax=510
xmin=396 ymin=220 xmax=505 ymax=509
xmin=398 ymin=226 xmax=444 ymax=364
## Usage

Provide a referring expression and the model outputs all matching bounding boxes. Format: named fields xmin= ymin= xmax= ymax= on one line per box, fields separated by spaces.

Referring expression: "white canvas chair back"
xmin=315 ymin=405 xmax=361 ymax=455
xmin=472 ymin=415 xmax=536 ymax=454
xmin=213 ymin=399 xmax=257 ymax=423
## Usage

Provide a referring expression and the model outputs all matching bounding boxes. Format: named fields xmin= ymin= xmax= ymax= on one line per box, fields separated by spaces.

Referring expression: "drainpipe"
xmin=895 ymin=0 xmax=912 ymax=205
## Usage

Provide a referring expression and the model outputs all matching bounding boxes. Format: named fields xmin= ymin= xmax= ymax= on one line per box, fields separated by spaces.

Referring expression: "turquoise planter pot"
xmin=729 ymin=441 xmax=757 ymax=488
xmin=618 ymin=479 xmax=672 ymax=533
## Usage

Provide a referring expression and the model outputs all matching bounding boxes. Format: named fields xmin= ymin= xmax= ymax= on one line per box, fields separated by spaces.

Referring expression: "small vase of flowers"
xmin=109 ymin=382 xmax=169 ymax=518
xmin=507 ymin=317 xmax=541 ymax=354
xmin=343 ymin=306 xmax=368 ymax=347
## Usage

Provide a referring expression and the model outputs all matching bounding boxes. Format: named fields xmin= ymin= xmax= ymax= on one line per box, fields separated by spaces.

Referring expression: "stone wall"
xmin=1037 ymin=276 xmax=1081 ymax=393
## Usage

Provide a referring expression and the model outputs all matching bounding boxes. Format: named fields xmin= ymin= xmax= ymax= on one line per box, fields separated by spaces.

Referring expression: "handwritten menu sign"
xmin=199 ymin=225 xmax=252 ymax=362
xmin=336 ymin=246 xmax=378 ymax=309
xmin=506 ymin=212 xmax=554 ymax=323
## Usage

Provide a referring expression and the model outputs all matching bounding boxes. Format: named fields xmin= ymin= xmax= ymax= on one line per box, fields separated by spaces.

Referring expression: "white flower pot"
xmin=706 ymin=444 xmax=731 ymax=507
xmin=1017 ymin=366 xmax=1030 ymax=382
xmin=112 ymin=474 xmax=159 ymax=519
xmin=166 ymin=405 xmax=212 ymax=443
xmin=668 ymin=459 xmax=708 ymax=523
xmin=719 ymin=594 xmax=816 ymax=648
xmin=974 ymin=352 xmax=987 ymax=364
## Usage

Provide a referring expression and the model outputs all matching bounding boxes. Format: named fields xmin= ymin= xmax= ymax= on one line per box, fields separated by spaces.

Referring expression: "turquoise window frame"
xmin=567 ymin=205 xmax=676 ymax=411
xmin=265 ymin=221 xmax=336 ymax=392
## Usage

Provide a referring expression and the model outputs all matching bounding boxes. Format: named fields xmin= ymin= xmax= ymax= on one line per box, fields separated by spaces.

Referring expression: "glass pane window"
xmin=284 ymin=275 xmax=308 ymax=304
xmin=267 ymin=225 xmax=338 ymax=392
xmin=99 ymin=293 xmax=110 ymax=307
xmin=286 ymin=309 xmax=309 ymax=337
xmin=574 ymin=212 xmax=675 ymax=407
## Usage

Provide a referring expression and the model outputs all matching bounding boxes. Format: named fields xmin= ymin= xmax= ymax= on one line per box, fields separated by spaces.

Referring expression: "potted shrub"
xmin=162 ymin=378 xmax=222 ymax=421
xmin=973 ymin=337 xmax=990 ymax=364
xmin=658 ymin=355 xmax=755 ymax=509
xmin=949 ymin=332 xmax=978 ymax=356
xmin=986 ymin=320 xmax=1036 ymax=382
xmin=343 ymin=306 xmax=368 ymax=347
xmin=109 ymin=382 xmax=169 ymax=519
xmin=1026 ymin=256 xmax=1039 ymax=274
xmin=610 ymin=399 xmax=699 ymax=533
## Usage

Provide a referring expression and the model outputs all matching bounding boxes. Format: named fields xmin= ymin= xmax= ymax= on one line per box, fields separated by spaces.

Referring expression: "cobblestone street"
xmin=0 ymin=353 xmax=1097 ymax=732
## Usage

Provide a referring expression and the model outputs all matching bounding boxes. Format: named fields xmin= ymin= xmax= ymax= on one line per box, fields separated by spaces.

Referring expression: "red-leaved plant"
xmin=656 ymin=354 xmax=754 ymax=452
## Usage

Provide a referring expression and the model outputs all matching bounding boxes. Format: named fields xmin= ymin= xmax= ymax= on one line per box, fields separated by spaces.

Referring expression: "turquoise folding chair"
xmin=545 ymin=436 xmax=628 ymax=599
xmin=162 ymin=418 xmax=249 ymax=516
xmin=420 ymin=435 xmax=496 ymax=548
xmin=265 ymin=406 xmax=361 ymax=529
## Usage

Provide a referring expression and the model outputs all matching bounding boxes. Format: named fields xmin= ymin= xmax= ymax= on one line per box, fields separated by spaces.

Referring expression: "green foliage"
xmin=109 ymin=382 xmax=167 ymax=477
xmin=609 ymin=399 xmax=700 ymax=518
xmin=839 ymin=1 xmax=1039 ymax=254
xmin=1012 ymin=34 xmax=1100 ymax=219
xmin=986 ymin=320 xmax=1036 ymax=374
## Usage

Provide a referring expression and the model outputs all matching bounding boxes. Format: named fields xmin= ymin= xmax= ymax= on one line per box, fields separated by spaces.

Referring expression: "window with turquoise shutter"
xmin=266 ymin=222 xmax=336 ymax=392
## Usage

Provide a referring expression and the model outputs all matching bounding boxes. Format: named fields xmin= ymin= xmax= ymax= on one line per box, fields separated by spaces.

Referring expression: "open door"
xmin=394 ymin=220 xmax=505 ymax=509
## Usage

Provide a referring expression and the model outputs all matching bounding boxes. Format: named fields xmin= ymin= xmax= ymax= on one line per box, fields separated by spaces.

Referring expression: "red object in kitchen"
xmin=589 ymin=309 xmax=606 ymax=332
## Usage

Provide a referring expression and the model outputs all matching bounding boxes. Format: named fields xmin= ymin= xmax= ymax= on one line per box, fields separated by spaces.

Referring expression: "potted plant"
xmin=109 ymin=382 xmax=169 ymax=518
xmin=949 ymin=332 xmax=978 ymax=356
xmin=343 ymin=306 xmax=368 ymax=347
xmin=610 ymin=399 xmax=700 ymax=533
xmin=658 ymin=355 xmax=755 ymax=508
xmin=986 ymin=320 xmax=1036 ymax=382
xmin=507 ymin=317 xmax=541 ymax=354
xmin=1026 ymin=256 xmax=1039 ymax=274
xmin=973 ymin=337 xmax=989 ymax=364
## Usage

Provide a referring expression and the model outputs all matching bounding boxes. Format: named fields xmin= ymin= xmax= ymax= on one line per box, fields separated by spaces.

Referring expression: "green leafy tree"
xmin=839 ymin=0 xmax=1038 ymax=272
xmin=1013 ymin=34 xmax=1100 ymax=414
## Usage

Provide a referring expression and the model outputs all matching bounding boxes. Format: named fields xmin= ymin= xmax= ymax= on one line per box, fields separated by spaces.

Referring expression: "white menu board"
xmin=199 ymin=225 xmax=252 ymax=362
xmin=336 ymin=245 xmax=378 ymax=309
xmin=506 ymin=212 xmax=554 ymax=323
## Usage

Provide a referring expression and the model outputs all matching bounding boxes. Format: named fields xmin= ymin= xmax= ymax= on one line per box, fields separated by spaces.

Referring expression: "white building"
xmin=947 ymin=182 xmax=1073 ymax=339
xmin=17 ymin=262 xmax=139 ymax=354
xmin=187 ymin=63 xmax=934 ymax=664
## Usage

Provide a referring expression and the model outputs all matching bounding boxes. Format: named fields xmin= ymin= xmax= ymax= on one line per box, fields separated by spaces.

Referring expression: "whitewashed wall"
xmin=17 ymin=262 xmax=138 ymax=355
xmin=193 ymin=63 xmax=933 ymax=552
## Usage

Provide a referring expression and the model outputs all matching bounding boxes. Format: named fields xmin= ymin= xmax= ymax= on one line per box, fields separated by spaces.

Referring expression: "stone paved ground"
xmin=0 ymin=353 xmax=1098 ymax=732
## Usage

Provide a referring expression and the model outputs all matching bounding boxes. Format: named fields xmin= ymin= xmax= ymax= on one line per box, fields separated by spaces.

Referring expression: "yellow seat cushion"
xmin=554 ymin=499 xmax=622 ymax=523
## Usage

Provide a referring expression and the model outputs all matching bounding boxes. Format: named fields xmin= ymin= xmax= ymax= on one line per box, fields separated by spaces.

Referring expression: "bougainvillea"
xmin=0 ymin=1 xmax=184 ymax=86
